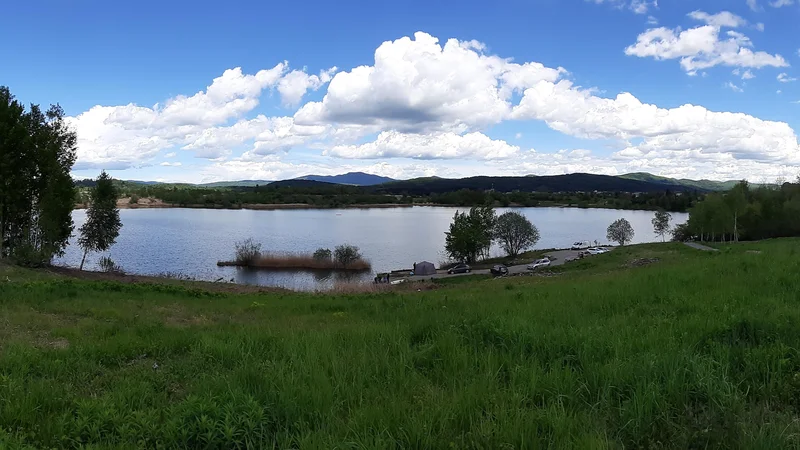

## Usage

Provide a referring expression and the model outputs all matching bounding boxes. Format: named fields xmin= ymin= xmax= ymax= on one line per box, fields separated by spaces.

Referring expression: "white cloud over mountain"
xmin=68 ymin=28 xmax=800 ymax=183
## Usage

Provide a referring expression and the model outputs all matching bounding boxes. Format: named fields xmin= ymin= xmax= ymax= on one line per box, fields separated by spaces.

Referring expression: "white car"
xmin=527 ymin=258 xmax=551 ymax=270
xmin=586 ymin=247 xmax=609 ymax=255
xmin=571 ymin=241 xmax=589 ymax=250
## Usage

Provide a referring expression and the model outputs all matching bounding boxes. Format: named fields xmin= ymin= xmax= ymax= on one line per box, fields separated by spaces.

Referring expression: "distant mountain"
xmin=199 ymin=180 xmax=273 ymax=188
xmin=374 ymin=173 xmax=699 ymax=195
xmin=618 ymin=173 xmax=740 ymax=191
xmin=294 ymin=172 xmax=395 ymax=186
xmin=269 ymin=179 xmax=340 ymax=189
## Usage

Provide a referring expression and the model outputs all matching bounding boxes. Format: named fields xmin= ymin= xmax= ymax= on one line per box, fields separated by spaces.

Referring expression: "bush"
xmin=671 ymin=223 xmax=693 ymax=242
xmin=98 ymin=256 xmax=124 ymax=274
xmin=234 ymin=239 xmax=262 ymax=265
xmin=334 ymin=244 xmax=361 ymax=268
xmin=129 ymin=195 xmax=139 ymax=205
xmin=10 ymin=242 xmax=50 ymax=268
xmin=313 ymin=248 xmax=332 ymax=261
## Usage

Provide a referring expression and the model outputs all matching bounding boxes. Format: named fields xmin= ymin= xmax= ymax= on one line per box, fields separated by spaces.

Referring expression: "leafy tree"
xmin=78 ymin=172 xmax=122 ymax=270
xmin=651 ymin=210 xmax=672 ymax=242
xmin=444 ymin=205 xmax=496 ymax=263
xmin=334 ymin=244 xmax=361 ymax=268
xmin=313 ymin=248 xmax=332 ymax=261
xmin=607 ymin=218 xmax=635 ymax=246
xmin=671 ymin=223 xmax=692 ymax=242
xmin=0 ymin=86 xmax=77 ymax=265
xmin=725 ymin=181 xmax=749 ymax=242
xmin=494 ymin=211 xmax=540 ymax=257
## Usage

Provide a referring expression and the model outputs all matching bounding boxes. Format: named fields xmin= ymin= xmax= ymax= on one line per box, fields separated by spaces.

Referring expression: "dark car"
xmin=490 ymin=264 xmax=508 ymax=276
xmin=447 ymin=263 xmax=471 ymax=274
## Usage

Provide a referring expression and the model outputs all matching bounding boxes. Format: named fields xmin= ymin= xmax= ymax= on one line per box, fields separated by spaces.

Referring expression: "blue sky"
xmin=2 ymin=0 xmax=799 ymax=182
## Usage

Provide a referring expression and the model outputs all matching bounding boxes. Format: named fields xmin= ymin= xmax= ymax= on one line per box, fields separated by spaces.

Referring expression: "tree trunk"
xmin=734 ymin=212 xmax=738 ymax=243
xmin=80 ymin=249 xmax=88 ymax=271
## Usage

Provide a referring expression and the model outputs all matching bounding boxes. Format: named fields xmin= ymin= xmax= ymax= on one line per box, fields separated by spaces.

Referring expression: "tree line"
xmin=119 ymin=183 xmax=699 ymax=212
xmin=677 ymin=180 xmax=800 ymax=242
xmin=1 ymin=87 xmax=122 ymax=268
xmin=444 ymin=205 xmax=645 ymax=264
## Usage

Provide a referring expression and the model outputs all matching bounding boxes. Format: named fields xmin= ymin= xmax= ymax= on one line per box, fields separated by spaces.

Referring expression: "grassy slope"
xmin=2 ymin=241 xmax=800 ymax=448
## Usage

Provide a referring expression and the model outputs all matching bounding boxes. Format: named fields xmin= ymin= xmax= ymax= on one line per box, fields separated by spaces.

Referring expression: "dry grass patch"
xmin=218 ymin=252 xmax=372 ymax=271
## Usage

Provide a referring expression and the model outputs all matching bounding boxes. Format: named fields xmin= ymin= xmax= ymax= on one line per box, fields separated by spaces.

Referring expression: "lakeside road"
xmin=406 ymin=249 xmax=590 ymax=281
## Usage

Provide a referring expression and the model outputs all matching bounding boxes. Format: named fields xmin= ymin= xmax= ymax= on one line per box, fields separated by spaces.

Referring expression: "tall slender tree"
xmin=651 ymin=210 xmax=672 ymax=242
xmin=78 ymin=172 xmax=122 ymax=270
xmin=0 ymin=86 xmax=77 ymax=265
xmin=726 ymin=181 xmax=749 ymax=242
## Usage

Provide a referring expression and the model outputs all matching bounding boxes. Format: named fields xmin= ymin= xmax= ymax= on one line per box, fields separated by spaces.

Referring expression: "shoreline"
xmin=73 ymin=200 xmax=687 ymax=213
xmin=74 ymin=201 xmax=418 ymax=210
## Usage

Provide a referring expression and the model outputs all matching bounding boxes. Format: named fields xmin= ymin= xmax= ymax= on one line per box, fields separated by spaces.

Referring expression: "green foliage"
xmin=651 ymin=210 xmax=672 ymax=242
xmin=0 ymin=86 xmax=77 ymax=265
xmin=234 ymin=239 xmax=261 ymax=264
xmin=129 ymin=194 xmax=139 ymax=204
xmin=3 ymin=240 xmax=800 ymax=447
xmin=686 ymin=181 xmax=800 ymax=242
xmin=333 ymin=244 xmax=361 ymax=268
xmin=313 ymin=248 xmax=332 ymax=261
xmin=494 ymin=211 xmax=540 ymax=256
xmin=119 ymin=180 xmax=700 ymax=212
xmin=607 ymin=218 xmax=635 ymax=246
xmin=671 ymin=223 xmax=692 ymax=242
xmin=98 ymin=256 xmax=123 ymax=274
xmin=444 ymin=205 xmax=496 ymax=263
xmin=78 ymin=171 xmax=122 ymax=270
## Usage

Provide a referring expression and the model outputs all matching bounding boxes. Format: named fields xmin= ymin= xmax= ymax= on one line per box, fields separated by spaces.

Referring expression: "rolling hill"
xmin=374 ymin=173 xmax=700 ymax=195
xmin=294 ymin=172 xmax=395 ymax=186
xmin=618 ymin=173 xmax=740 ymax=191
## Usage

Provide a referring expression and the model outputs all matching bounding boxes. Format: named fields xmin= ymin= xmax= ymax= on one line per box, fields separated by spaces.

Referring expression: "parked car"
xmin=490 ymin=264 xmax=508 ymax=276
xmin=447 ymin=263 xmax=471 ymax=274
xmin=586 ymin=247 xmax=608 ymax=255
xmin=527 ymin=258 xmax=551 ymax=271
xmin=571 ymin=241 xmax=589 ymax=250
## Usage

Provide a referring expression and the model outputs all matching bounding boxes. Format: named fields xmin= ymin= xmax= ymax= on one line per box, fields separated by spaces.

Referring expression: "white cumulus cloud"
xmin=625 ymin=12 xmax=787 ymax=74
xmin=325 ymin=131 xmax=521 ymax=160
xmin=277 ymin=67 xmax=338 ymax=106
xmin=294 ymin=32 xmax=565 ymax=133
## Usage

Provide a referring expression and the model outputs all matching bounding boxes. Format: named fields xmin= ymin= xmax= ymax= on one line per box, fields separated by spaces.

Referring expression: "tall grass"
xmin=218 ymin=252 xmax=372 ymax=271
xmin=2 ymin=240 xmax=800 ymax=447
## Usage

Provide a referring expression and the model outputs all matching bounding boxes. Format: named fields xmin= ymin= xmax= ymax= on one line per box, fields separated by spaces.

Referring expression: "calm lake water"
xmin=56 ymin=207 xmax=687 ymax=290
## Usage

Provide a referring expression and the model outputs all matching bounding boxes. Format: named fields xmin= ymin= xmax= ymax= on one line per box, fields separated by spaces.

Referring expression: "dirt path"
xmin=683 ymin=242 xmax=719 ymax=252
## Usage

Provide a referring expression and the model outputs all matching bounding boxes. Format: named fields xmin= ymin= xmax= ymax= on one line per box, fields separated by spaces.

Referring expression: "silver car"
xmin=527 ymin=258 xmax=551 ymax=270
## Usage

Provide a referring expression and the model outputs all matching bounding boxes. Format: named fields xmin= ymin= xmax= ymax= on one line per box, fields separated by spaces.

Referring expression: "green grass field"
xmin=2 ymin=240 xmax=800 ymax=448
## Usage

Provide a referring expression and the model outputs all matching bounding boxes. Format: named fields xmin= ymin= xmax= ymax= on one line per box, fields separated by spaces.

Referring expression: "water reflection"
xmin=55 ymin=206 xmax=687 ymax=291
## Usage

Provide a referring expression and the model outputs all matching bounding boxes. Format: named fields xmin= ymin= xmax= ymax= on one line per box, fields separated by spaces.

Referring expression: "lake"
xmin=56 ymin=207 xmax=687 ymax=290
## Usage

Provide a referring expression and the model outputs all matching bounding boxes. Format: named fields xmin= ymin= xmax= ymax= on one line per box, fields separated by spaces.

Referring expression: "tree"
xmin=313 ymin=248 xmax=332 ymax=261
xmin=671 ymin=223 xmax=692 ymax=242
xmin=334 ymin=244 xmax=361 ymax=268
xmin=444 ymin=205 xmax=496 ymax=263
xmin=651 ymin=210 xmax=672 ymax=242
xmin=234 ymin=238 xmax=261 ymax=265
xmin=0 ymin=86 xmax=77 ymax=265
xmin=494 ymin=211 xmax=540 ymax=257
xmin=725 ymin=181 xmax=749 ymax=242
xmin=607 ymin=218 xmax=635 ymax=246
xmin=78 ymin=172 xmax=122 ymax=270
